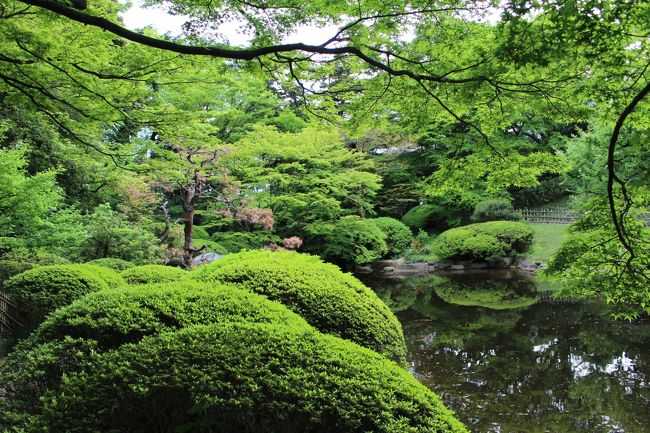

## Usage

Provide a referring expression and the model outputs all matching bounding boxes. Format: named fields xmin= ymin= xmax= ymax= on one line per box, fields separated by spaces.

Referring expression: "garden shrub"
xmin=191 ymin=225 xmax=210 ymax=240
xmin=85 ymin=258 xmax=135 ymax=271
xmin=0 ymin=259 xmax=36 ymax=288
xmin=81 ymin=204 xmax=161 ymax=264
xmin=371 ymin=217 xmax=412 ymax=257
xmin=68 ymin=264 xmax=124 ymax=288
xmin=193 ymin=238 xmax=229 ymax=255
xmin=37 ymin=323 xmax=467 ymax=433
xmin=470 ymin=198 xmax=521 ymax=222
xmin=3 ymin=265 xmax=109 ymax=326
xmin=0 ymin=283 xmax=311 ymax=431
xmin=210 ymin=231 xmax=281 ymax=252
xmin=29 ymin=282 xmax=310 ymax=349
xmin=194 ymin=250 xmax=406 ymax=363
xmin=401 ymin=204 xmax=446 ymax=230
xmin=306 ymin=215 xmax=388 ymax=265
xmin=120 ymin=264 xmax=188 ymax=285
xmin=431 ymin=221 xmax=534 ymax=261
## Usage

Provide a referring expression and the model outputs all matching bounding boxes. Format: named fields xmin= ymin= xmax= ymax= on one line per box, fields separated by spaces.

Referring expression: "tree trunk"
xmin=182 ymin=186 xmax=196 ymax=269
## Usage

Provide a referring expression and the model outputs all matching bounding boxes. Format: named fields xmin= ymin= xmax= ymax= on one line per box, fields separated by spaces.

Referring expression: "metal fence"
xmin=0 ymin=292 xmax=21 ymax=336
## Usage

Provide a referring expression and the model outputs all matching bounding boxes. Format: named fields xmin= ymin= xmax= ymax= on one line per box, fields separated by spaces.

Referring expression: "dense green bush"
xmin=371 ymin=217 xmax=412 ymax=257
xmin=81 ymin=204 xmax=161 ymax=264
xmin=191 ymin=225 xmax=210 ymax=240
xmin=431 ymin=221 xmax=534 ymax=261
xmin=68 ymin=264 xmax=124 ymax=288
xmin=3 ymin=265 xmax=109 ymax=326
xmin=85 ymin=258 xmax=135 ymax=271
xmin=306 ymin=215 xmax=388 ymax=265
xmin=36 ymin=323 xmax=467 ymax=433
xmin=194 ymin=250 xmax=406 ymax=363
xmin=0 ymin=283 xmax=311 ymax=431
xmin=120 ymin=264 xmax=188 ymax=285
xmin=470 ymin=198 xmax=521 ymax=222
xmin=401 ymin=204 xmax=446 ymax=230
xmin=29 ymin=282 xmax=310 ymax=348
xmin=193 ymin=238 xmax=229 ymax=254
xmin=0 ymin=259 xmax=36 ymax=288
xmin=210 ymin=231 xmax=281 ymax=252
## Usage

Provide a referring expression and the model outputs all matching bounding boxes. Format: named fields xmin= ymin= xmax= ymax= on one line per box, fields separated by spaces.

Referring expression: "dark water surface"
xmin=361 ymin=271 xmax=650 ymax=433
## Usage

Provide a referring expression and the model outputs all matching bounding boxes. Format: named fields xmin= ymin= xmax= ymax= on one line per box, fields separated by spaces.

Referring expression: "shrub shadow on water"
xmin=362 ymin=271 xmax=650 ymax=433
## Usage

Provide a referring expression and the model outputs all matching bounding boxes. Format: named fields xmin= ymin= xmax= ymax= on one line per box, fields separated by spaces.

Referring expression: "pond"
xmin=361 ymin=271 xmax=650 ymax=433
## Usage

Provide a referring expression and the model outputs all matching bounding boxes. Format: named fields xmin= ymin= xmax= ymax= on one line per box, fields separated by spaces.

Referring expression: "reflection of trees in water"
xmin=363 ymin=270 xmax=541 ymax=313
xmin=433 ymin=272 xmax=539 ymax=310
xmin=388 ymin=274 xmax=650 ymax=433
xmin=361 ymin=276 xmax=433 ymax=312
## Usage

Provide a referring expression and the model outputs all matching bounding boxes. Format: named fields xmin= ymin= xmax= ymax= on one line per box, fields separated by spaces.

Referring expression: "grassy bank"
xmin=528 ymin=223 xmax=569 ymax=263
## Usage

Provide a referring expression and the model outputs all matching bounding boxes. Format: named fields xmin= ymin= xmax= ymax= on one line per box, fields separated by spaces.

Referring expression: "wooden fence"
xmin=0 ymin=292 xmax=21 ymax=336
xmin=515 ymin=209 xmax=579 ymax=224
xmin=515 ymin=209 xmax=650 ymax=225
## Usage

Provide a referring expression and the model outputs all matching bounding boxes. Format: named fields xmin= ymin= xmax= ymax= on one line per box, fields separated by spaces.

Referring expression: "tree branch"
xmin=607 ymin=80 xmax=650 ymax=259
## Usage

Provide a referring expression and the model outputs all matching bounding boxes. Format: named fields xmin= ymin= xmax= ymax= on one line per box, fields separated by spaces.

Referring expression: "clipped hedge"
xmin=210 ymin=231 xmax=281 ymax=253
xmin=29 ymin=282 xmax=310 ymax=349
xmin=306 ymin=216 xmax=388 ymax=265
xmin=0 ymin=259 xmax=36 ymax=288
xmin=67 ymin=264 xmax=124 ymax=289
xmin=194 ymin=250 xmax=406 ymax=363
xmin=38 ymin=323 xmax=467 ymax=433
xmin=120 ymin=264 xmax=188 ymax=285
xmin=85 ymin=258 xmax=135 ymax=271
xmin=3 ymin=265 xmax=109 ymax=326
xmin=402 ymin=204 xmax=446 ymax=230
xmin=371 ymin=217 xmax=412 ymax=257
xmin=191 ymin=225 xmax=211 ymax=240
xmin=470 ymin=198 xmax=521 ymax=222
xmin=0 ymin=283 xmax=311 ymax=431
xmin=431 ymin=221 xmax=534 ymax=261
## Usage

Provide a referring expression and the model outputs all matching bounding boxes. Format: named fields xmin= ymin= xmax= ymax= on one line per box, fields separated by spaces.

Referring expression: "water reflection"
xmin=362 ymin=271 xmax=650 ymax=433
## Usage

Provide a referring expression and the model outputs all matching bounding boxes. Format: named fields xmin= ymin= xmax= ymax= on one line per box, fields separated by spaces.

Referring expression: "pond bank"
xmin=357 ymin=256 xmax=544 ymax=277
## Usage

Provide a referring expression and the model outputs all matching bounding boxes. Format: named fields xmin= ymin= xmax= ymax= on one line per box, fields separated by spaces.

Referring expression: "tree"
xmin=0 ymin=147 xmax=61 ymax=238
xmin=226 ymin=126 xmax=381 ymax=238
xmin=3 ymin=0 xmax=649 ymax=309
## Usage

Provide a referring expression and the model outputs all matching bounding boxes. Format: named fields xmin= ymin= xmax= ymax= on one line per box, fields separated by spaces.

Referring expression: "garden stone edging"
xmin=359 ymin=256 xmax=543 ymax=275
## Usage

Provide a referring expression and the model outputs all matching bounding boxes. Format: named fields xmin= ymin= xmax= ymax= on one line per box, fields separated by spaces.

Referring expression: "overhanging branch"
xmin=606 ymin=80 xmax=650 ymax=259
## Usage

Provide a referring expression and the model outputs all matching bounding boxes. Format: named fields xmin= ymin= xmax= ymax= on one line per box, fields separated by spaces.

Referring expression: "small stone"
xmin=450 ymin=264 xmax=465 ymax=270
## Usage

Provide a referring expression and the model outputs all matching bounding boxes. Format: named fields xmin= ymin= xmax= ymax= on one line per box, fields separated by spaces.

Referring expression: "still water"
xmin=362 ymin=271 xmax=650 ymax=433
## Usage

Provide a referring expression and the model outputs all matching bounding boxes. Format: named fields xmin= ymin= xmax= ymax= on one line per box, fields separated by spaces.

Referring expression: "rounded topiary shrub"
xmin=3 ymin=265 xmax=109 ymax=327
xmin=401 ymin=204 xmax=446 ymax=230
xmin=470 ymin=198 xmax=521 ymax=223
xmin=371 ymin=217 xmax=412 ymax=257
xmin=431 ymin=221 xmax=534 ymax=262
xmin=0 ymin=259 xmax=36 ymax=288
xmin=29 ymin=282 xmax=310 ymax=349
xmin=191 ymin=225 xmax=210 ymax=240
xmin=0 ymin=283 xmax=311 ymax=431
xmin=37 ymin=323 xmax=467 ymax=433
xmin=85 ymin=258 xmax=135 ymax=271
xmin=210 ymin=231 xmax=281 ymax=253
xmin=67 ymin=264 xmax=124 ymax=289
xmin=194 ymin=250 xmax=406 ymax=363
xmin=306 ymin=216 xmax=388 ymax=265
xmin=120 ymin=264 xmax=188 ymax=285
